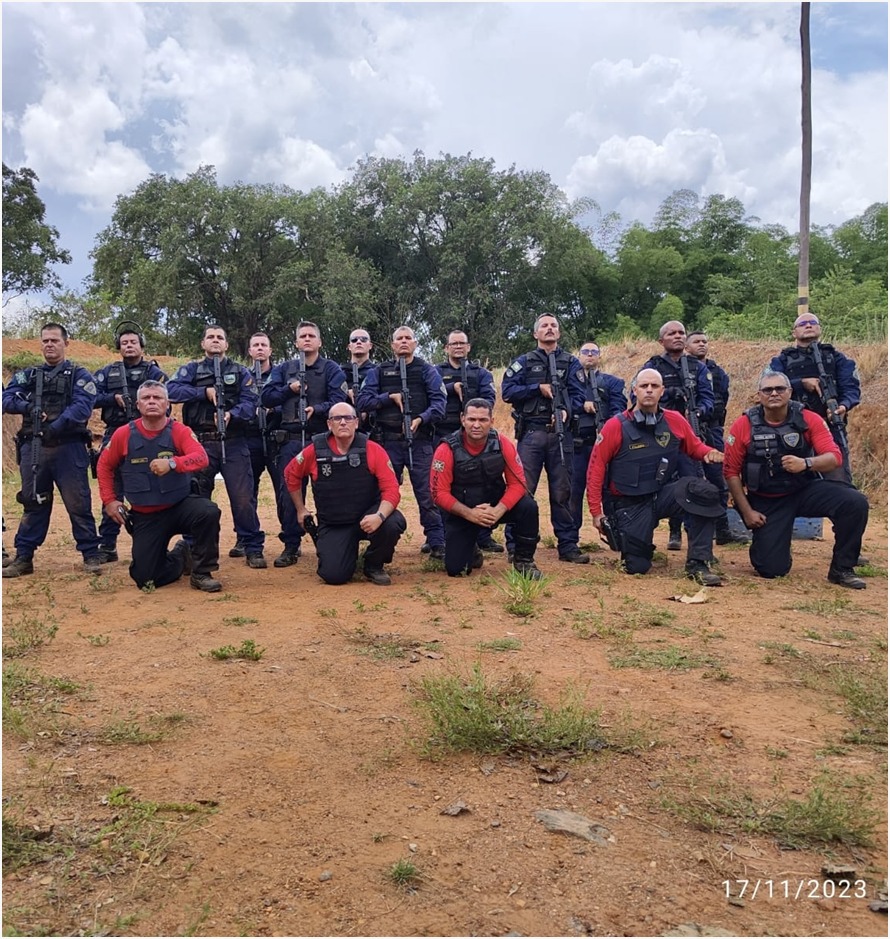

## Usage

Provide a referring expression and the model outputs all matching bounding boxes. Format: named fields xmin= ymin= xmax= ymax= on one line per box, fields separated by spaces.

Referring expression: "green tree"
xmin=2 ymin=163 xmax=72 ymax=297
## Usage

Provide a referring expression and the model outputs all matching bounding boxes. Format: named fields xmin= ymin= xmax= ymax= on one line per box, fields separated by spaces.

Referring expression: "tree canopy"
xmin=2 ymin=163 xmax=72 ymax=298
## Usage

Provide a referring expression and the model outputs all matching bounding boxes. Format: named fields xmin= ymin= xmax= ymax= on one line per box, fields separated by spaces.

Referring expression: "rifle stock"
xmin=679 ymin=355 xmax=704 ymax=440
xmin=31 ymin=369 xmax=45 ymax=504
xmin=811 ymin=344 xmax=848 ymax=449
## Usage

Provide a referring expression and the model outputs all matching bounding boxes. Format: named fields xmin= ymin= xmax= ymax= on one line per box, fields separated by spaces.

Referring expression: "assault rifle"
xmin=30 ymin=369 xmax=47 ymax=505
xmin=211 ymin=354 xmax=228 ymax=465
xmin=459 ymin=357 xmax=469 ymax=404
xmin=297 ymin=350 xmax=308 ymax=448
xmin=547 ymin=352 xmax=567 ymax=466
xmin=398 ymin=355 xmax=415 ymax=470
xmin=678 ymin=355 xmax=704 ymax=440
xmin=811 ymin=344 xmax=849 ymax=452
xmin=253 ymin=359 xmax=267 ymax=458
xmin=351 ymin=362 xmax=361 ymax=405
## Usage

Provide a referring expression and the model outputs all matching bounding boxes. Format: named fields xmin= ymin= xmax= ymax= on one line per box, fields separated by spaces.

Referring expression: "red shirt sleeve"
xmin=366 ymin=441 xmax=401 ymax=508
xmin=803 ymin=409 xmax=842 ymax=466
xmin=663 ymin=410 xmax=713 ymax=461
xmin=498 ymin=433 xmax=528 ymax=511
xmin=97 ymin=425 xmax=129 ymax=505
xmin=586 ymin=414 xmax=625 ymax=517
xmin=723 ymin=414 xmax=752 ymax=480
xmin=430 ymin=441 xmax=457 ymax=512
xmin=284 ymin=444 xmax=317 ymax=491
xmin=169 ymin=421 xmax=210 ymax=473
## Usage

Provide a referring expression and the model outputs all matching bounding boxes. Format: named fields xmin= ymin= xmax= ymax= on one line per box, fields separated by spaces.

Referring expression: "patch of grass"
xmin=209 ymin=592 xmax=240 ymax=602
xmin=388 ymin=858 xmax=421 ymax=890
xmin=609 ymin=645 xmax=719 ymax=671
xmin=665 ymin=771 xmax=877 ymax=848
xmin=87 ymin=575 xmax=119 ymax=593
xmin=317 ymin=608 xmax=338 ymax=619
xmin=765 ymin=746 xmax=789 ymax=760
xmin=2 ymin=811 xmax=62 ymax=873
xmin=759 ymin=641 xmax=803 ymax=659
xmin=77 ymin=631 xmax=110 ymax=646
xmin=346 ymin=627 xmax=408 ymax=660
xmin=352 ymin=598 xmax=388 ymax=613
xmin=477 ymin=637 xmax=522 ymax=653
xmin=140 ymin=580 xmax=157 ymax=593
xmin=854 ymin=563 xmax=887 ymax=577
xmin=2 ymin=614 xmax=59 ymax=658
xmin=99 ymin=719 xmax=165 ymax=746
xmin=786 ymin=596 xmax=851 ymax=615
xmin=413 ymin=662 xmax=605 ymax=757
xmin=411 ymin=585 xmax=452 ymax=607
xmin=806 ymin=661 xmax=888 ymax=746
xmin=499 ymin=568 xmax=551 ymax=617
xmin=208 ymin=639 xmax=265 ymax=661
xmin=2 ymin=663 xmax=81 ymax=738
xmin=222 ymin=615 xmax=258 ymax=627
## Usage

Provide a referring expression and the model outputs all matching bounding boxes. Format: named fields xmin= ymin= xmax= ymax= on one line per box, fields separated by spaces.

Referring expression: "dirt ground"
xmin=2 ymin=471 xmax=887 ymax=938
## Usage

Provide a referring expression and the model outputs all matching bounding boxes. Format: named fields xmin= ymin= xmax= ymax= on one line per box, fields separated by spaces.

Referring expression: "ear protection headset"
xmin=114 ymin=320 xmax=146 ymax=351
xmin=632 ymin=409 xmax=658 ymax=426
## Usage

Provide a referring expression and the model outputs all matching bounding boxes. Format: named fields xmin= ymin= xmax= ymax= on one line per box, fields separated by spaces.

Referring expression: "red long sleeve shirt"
xmin=586 ymin=409 xmax=713 ymax=517
xmin=283 ymin=435 xmax=401 ymax=508
xmin=97 ymin=418 xmax=209 ymax=513
xmin=723 ymin=408 xmax=841 ymax=490
xmin=430 ymin=431 xmax=528 ymax=513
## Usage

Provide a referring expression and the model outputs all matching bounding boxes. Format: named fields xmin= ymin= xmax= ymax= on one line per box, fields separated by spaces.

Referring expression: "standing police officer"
xmin=357 ymin=326 xmax=447 ymax=558
xmin=97 ymin=381 xmax=223 ymax=593
xmin=341 ymin=327 xmax=376 ymax=432
xmin=261 ymin=320 xmax=348 ymax=567
xmin=229 ymin=331 xmax=282 ymax=559
xmin=167 ymin=324 xmax=267 ymax=568
xmin=501 ymin=314 xmax=588 ymax=564
xmin=93 ymin=323 xmax=168 ymax=563
xmin=642 ymin=320 xmax=715 ymax=551
xmin=569 ymin=341 xmax=626 ymax=533
xmin=434 ymin=330 xmax=501 ymax=554
xmin=769 ymin=312 xmax=861 ymax=483
xmin=3 ymin=323 xmax=103 ymax=577
xmin=685 ymin=331 xmax=749 ymax=546
xmin=284 ymin=402 xmax=406 ymax=585
xmin=587 ymin=368 xmax=725 ymax=586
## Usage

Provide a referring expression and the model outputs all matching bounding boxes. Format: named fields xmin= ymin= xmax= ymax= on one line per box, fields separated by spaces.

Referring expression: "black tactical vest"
xmin=648 ymin=355 xmax=692 ymax=414
xmin=20 ymin=362 xmax=77 ymax=434
xmin=778 ymin=344 xmax=838 ymax=418
xmin=437 ymin=361 xmax=481 ymax=432
xmin=377 ymin=359 xmax=431 ymax=435
xmin=120 ymin=420 xmax=192 ymax=507
xmin=517 ymin=348 xmax=573 ymax=423
xmin=281 ymin=358 xmax=330 ymax=432
xmin=743 ymin=403 xmax=813 ymax=495
xmin=310 ymin=433 xmax=381 ymax=524
xmin=181 ymin=358 xmax=243 ymax=433
xmin=446 ymin=430 xmax=507 ymax=508
xmin=575 ymin=369 xmax=608 ymax=436
xmin=608 ymin=411 xmax=681 ymax=496
xmin=99 ymin=361 xmax=152 ymax=428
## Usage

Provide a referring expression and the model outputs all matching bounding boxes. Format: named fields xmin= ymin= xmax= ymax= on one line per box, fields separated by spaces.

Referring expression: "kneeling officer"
xmin=587 ymin=368 xmax=725 ymax=585
xmin=97 ymin=381 xmax=223 ymax=592
xmin=284 ymin=402 xmax=406 ymax=585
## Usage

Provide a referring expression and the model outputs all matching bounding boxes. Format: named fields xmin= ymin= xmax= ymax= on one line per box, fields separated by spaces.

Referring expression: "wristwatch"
xmin=804 ymin=457 xmax=812 ymax=471
xmin=377 ymin=511 xmax=386 ymax=522
xmin=168 ymin=457 xmax=178 ymax=470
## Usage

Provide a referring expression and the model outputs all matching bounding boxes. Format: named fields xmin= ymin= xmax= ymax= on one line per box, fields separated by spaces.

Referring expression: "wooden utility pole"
xmin=798 ymin=2 xmax=812 ymax=315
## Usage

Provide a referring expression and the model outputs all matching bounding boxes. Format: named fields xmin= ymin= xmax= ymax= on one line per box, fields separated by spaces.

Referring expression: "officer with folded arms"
xmin=97 ymin=381 xmax=223 ymax=592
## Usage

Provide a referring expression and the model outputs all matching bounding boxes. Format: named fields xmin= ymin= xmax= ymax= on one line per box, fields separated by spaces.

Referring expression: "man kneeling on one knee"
xmin=284 ymin=403 xmax=406 ymax=586
xmin=587 ymin=368 xmax=725 ymax=586
xmin=430 ymin=398 xmax=543 ymax=579
xmin=723 ymin=370 xmax=869 ymax=589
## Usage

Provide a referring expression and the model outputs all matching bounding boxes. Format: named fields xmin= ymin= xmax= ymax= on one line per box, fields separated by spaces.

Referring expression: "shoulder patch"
xmin=96 ymin=373 xmax=106 ymax=384
xmin=595 ymin=432 xmax=604 ymax=446
xmin=432 ymin=459 xmax=445 ymax=472
xmin=81 ymin=380 xmax=97 ymax=395
xmin=14 ymin=370 xmax=26 ymax=384
xmin=175 ymin=367 xmax=189 ymax=380
xmin=725 ymin=433 xmax=735 ymax=446
xmin=190 ymin=431 xmax=199 ymax=441
xmin=296 ymin=452 xmax=304 ymax=464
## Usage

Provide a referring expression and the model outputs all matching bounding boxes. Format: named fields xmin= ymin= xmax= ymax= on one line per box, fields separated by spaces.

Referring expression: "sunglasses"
xmin=759 ymin=386 xmax=790 ymax=395
xmin=579 ymin=350 xmax=600 ymax=356
xmin=349 ymin=336 xmax=370 ymax=343
xmin=795 ymin=319 xmax=820 ymax=327
xmin=329 ymin=415 xmax=358 ymax=423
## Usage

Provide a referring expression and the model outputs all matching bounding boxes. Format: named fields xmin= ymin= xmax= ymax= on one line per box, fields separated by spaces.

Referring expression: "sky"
xmin=1 ymin=1 xmax=887 ymax=311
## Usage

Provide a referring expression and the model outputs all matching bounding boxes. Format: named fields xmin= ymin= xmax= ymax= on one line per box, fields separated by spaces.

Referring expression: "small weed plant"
xmin=388 ymin=858 xmax=421 ymax=890
xmin=2 ymin=614 xmax=59 ymax=658
xmin=499 ymin=568 xmax=551 ymax=617
xmin=477 ymin=637 xmax=522 ymax=653
xmin=609 ymin=645 xmax=718 ymax=671
xmin=208 ymin=639 xmax=265 ymax=661
xmin=413 ymin=662 xmax=604 ymax=757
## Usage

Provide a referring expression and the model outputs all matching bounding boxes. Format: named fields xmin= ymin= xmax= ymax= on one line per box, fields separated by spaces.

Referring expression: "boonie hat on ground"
xmin=674 ymin=477 xmax=724 ymax=518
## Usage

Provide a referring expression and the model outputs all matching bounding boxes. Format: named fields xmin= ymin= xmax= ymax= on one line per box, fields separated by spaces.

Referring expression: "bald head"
xmin=632 ymin=368 xmax=665 ymax=414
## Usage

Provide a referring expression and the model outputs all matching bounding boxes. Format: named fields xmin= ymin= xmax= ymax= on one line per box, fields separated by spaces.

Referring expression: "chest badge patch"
xmin=783 ymin=433 xmax=800 ymax=448
xmin=321 ymin=463 xmax=333 ymax=476
xmin=656 ymin=432 xmax=671 ymax=448
xmin=348 ymin=453 xmax=361 ymax=467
